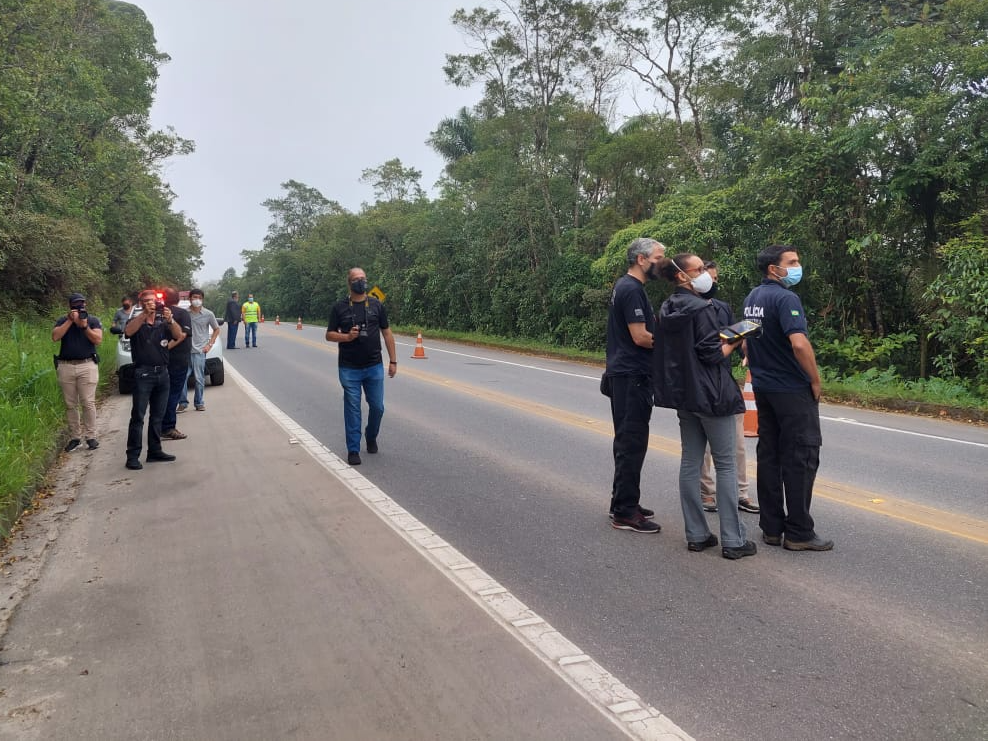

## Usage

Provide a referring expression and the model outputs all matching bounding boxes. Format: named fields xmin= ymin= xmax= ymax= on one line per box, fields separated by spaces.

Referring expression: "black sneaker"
xmin=64 ymin=439 xmax=81 ymax=452
xmin=125 ymin=459 xmax=142 ymax=470
xmin=611 ymin=513 xmax=661 ymax=533
xmin=608 ymin=504 xmax=654 ymax=521
xmin=783 ymin=536 xmax=834 ymax=552
xmin=366 ymin=438 xmax=378 ymax=454
xmin=146 ymin=451 xmax=176 ymax=462
xmin=722 ymin=540 xmax=758 ymax=559
xmin=86 ymin=438 xmax=99 ymax=450
xmin=347 ymin=451 xmax=361 ymax=466
xmin=687 ymin=534 xmax=718 ymax=552
xmin=762 ymin=532 xmax=783 ymax=546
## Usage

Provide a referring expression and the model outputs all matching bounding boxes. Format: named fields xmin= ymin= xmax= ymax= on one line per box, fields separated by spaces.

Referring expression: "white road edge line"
xmin=228 ymin=365 xmax=694 ymax=741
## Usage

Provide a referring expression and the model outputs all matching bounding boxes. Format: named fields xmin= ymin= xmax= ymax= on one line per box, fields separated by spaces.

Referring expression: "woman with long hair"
xmin=652 ymin=253 xmax=756 ymax=559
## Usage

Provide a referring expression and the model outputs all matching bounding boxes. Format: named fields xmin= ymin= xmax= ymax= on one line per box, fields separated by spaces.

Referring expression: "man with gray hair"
xmin=604 ymin=237 xmax=664 ymax=533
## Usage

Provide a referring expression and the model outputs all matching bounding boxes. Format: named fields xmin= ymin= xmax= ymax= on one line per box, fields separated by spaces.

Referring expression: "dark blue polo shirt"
xmin=54 ymin=316 xmax=102 ymax=360
xmin=605 ymin=273 xmax=655 ymax=376
xmin=742 ymin=279 xmax=810 ymax=392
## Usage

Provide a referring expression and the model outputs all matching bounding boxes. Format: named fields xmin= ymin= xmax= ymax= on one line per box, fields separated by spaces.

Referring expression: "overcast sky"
xmin=135 ymin=1 xmax=486 ymax=281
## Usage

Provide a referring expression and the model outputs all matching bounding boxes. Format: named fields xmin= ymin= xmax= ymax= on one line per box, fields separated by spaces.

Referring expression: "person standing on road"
xmin=652 ymin=254 xmax=755 ymax=559
xmin=325 ymin=268 xmax=397 ymax=466
xmin=52 ymin=292 xmax=103 ymax=452
xmin=188 ymin=288 xmax=220 ymax=412
xmin=123 ymin=289 xmax=183 ymax=470
xmin=604 ymin=237 xmax=664 ymax=534
xmin=697 ymin=260 xmax=759 ymax=515
xmin=111 ymin=295 xmax=134 ymax=334
xmin=224 ymin=291 xmax=241 ymax=349
xmin=161 ymin=287 xmax=191 ymax=441
xmin=241 ymin=293 xmax=261 ymax=348
xmin=742 ymin=244 xmax=833 ymax=552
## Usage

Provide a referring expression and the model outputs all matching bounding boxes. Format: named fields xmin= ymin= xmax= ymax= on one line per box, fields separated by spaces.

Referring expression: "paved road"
xmin=0 ymin=370 xmax=650 ymax=740
xmin=225 ymin=324 xmax=988 ymax=740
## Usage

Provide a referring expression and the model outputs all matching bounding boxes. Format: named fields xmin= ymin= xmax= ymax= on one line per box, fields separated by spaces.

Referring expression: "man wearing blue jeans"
xmin=325 ymin=268 xmax=398 ymax=466
xmin=188 ymin=288 xmax=220 ymax=411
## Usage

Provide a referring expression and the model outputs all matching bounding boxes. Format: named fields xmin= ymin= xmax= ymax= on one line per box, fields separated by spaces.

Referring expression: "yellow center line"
xmin=265 ymin=325 xmax=988 ymax=546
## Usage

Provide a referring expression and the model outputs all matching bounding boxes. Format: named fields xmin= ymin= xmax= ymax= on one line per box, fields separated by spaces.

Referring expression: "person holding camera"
xmin=325 ymin=268 xmax=397 ymax=466
xmin=52 ymin=292 xmax=104 ymax=452
xmin=123 ymin=289 xmax=183 ymax=470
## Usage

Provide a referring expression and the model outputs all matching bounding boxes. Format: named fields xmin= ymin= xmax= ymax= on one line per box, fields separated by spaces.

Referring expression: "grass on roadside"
xmin=0 ymin=317 xmax=117 ymax=536
xmin=398 ymin=325 xmax=988 ymax=419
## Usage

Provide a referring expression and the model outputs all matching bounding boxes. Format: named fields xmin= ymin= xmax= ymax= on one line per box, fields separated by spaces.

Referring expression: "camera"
xmin=75 ymin=309 xmax=88 ymax=320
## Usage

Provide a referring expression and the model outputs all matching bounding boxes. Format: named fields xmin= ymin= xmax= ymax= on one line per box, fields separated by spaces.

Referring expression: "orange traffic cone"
xmin=275 ymin=315 xmax=280 ymax=325
xmin=260 ymin=314 xmax=265 ymax=323
xmin=296 ymin=317 xmax=303 ymax=330
xmin=411 ymin=332 xmax=427 ymax=359
xmin=742 ymin=369 xmax=758 ymax=437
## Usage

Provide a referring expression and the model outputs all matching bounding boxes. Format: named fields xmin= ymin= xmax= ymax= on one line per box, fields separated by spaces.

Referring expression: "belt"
xmin=59 ymin=358 xmax=92 ymax=364
xmin=134 ymin=364 xmax=167 ymax=372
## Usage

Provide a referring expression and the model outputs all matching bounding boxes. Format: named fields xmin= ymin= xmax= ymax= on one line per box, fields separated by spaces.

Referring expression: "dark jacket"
xmin=224 ymin=299 xmax=240 ymax=324
xmin=653 ymin=287 xmax=745 ymax=417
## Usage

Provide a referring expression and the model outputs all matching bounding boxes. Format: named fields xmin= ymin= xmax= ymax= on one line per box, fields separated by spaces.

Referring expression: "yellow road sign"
xmin=369 ymin=286 xmax=386 ymax=302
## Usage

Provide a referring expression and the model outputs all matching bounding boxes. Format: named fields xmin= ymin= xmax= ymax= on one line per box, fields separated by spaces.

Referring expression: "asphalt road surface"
xmin=228 ymin=323 xmax=988 ymax=740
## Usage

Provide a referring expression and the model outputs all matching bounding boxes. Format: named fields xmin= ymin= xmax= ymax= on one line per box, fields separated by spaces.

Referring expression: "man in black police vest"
xmin=123 ymin=289 xmax=184 ymax=470
xmin=742 ymin=244 xmax=833 ymax=552
xmin=325 ymin=268 xmax=397 ymax=466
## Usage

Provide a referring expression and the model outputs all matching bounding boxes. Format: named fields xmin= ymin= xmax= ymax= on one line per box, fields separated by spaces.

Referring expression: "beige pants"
xmin=56 ymin=360 xmax=99 ymax=439
xmin=699 ymin=412 xmax=749 ymax=499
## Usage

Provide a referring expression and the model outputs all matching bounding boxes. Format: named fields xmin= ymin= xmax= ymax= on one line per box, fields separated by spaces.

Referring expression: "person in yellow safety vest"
xmin=241 ymin=294 xmax=261 ymax=348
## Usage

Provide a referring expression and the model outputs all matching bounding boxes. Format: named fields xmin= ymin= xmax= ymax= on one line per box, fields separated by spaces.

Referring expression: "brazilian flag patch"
xmin=791 ymin=310 xmax=801 ymax=316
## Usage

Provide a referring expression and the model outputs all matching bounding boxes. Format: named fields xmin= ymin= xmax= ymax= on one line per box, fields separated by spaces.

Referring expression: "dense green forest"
xmin=3 ymin=0 xmax=987 ymax=395
xmin=0 ymin=0 xmax=202 ymax=312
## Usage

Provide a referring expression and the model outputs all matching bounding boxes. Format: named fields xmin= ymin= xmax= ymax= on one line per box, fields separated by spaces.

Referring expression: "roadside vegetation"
xmin=0 ymin=317 xmax=116 ymax=535
xmin=1 ymin=2 xmax=986 ymax=531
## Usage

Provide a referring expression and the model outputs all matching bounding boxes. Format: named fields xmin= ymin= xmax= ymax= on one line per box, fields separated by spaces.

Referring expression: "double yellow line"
xmin=268 ymin=326 xmax=988 ymax=546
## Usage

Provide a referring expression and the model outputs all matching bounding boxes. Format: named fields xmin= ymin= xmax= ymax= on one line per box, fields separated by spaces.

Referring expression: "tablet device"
xmin=719 ymin=320 xmax=762 ymax=342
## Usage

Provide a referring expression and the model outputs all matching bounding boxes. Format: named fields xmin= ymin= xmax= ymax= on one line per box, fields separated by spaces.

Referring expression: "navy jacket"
xmin=652 ymin=287 xmax=744 ymax=417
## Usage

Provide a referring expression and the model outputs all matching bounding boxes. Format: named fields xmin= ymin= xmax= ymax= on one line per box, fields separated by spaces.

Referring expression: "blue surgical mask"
xmin=776 ymin=265 xmax=803 ymax=287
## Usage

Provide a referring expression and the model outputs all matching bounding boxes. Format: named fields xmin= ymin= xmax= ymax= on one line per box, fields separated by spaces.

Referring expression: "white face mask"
xmin=671 ymin=258 xmax=714 ymax=295
xmin=191 ymin=299 xmax=203 ymax=308
xmin=690 ymin=271 xmax=714 ymax=294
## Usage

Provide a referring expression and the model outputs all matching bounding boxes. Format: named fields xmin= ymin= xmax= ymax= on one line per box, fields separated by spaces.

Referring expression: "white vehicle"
xmin=113 ymin=290 xmax=225 ymax=394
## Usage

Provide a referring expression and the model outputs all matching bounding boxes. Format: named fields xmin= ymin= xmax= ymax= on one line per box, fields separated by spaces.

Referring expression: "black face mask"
xmin=699 ymin=282 xmax=719 ymax=299
xmin=350 ymin=279 xmax=368 ymax=294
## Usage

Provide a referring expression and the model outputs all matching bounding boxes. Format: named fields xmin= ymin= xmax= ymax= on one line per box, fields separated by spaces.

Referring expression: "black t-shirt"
xmin=54 ymin=316 xmax=102 ymax=360
xmin=605 ymin=273 xmax=655 ymax=376
xmin=742 ymin=279 xmax=810 ymax=392
xmin=168 ymin=306 xmax=193 ymax=364
xmin=328 ymin=297 xmax=390 ymax=368
xmin=128 ymin=317 xmax=171 ymax=367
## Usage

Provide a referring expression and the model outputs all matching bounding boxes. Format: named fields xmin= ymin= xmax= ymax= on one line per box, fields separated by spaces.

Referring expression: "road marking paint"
xmin=227 ymin=364 xmax=694 ymax=741
xmin=254 ymin=330 xmax=988 ymax=544
xmin=818 ymin=415 xmax=988 ymax=448
xmin=396 ymin=367 xmax=988 ymax=547
xmin=270 ymin=324 xmax=987 ymax=449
